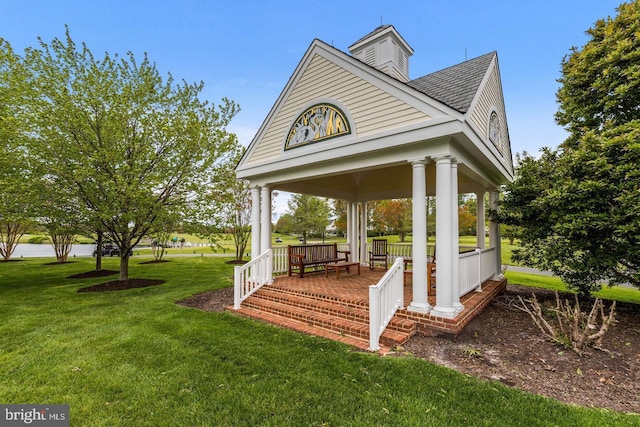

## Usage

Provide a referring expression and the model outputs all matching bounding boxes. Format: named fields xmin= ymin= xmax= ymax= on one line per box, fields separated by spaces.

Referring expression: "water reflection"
xmin=11 ymin=244 xmax=96 ymax=258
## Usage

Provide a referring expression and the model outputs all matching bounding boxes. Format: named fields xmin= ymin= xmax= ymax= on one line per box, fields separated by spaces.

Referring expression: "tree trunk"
xmin=0 ymin=222 xmax=27 ymax=261
xmin=119 ymin=253 xmax=129 ymax=281
xmin=50 ymin=232 xmax=74 ymax=263
xmin=95 ymin=231 xmax=103 ymax=272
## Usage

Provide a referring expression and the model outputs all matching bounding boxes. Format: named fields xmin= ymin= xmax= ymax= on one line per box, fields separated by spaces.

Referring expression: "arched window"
xmin=489 ymin=111 xmax=501 ymax=152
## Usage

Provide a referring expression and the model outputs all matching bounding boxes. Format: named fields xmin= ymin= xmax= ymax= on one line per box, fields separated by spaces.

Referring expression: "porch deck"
xmin=230 ymin=267 xmax=507 ymax=354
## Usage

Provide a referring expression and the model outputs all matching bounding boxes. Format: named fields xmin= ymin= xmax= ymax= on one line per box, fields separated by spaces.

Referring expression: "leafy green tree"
xmin=500 ymin=224 xmax=519 ymax=246
xmin=39 ymin=185 xmax=83 ymax=263
xmin=287 ymin=194 xmax=330 ymax=243
xmin=499 ymin=2 xmax=640 ymax=294
xmin=24 ymin=29 xmax=239 ymax=280
xmin=371 ymin=199 xmax=412 ymax=241
xmin=0 ymin=39 xmax=37 ymax=261
xmin=331 ymin=199 xmax=348 ymax=237
xmin=275 ymin=214 xmax=294 ymax=235
xmin=556 ymin=1 xmax=640 ymax=144
xmin=203 ymin=145 xmax=251 ymax=261
xmin=147 ymin=209 xmax=182 ymax=261
xmin=458 ymin=196 xmax=477 ymax=236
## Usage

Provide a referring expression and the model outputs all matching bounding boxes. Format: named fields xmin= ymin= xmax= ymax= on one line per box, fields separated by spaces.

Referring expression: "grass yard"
xmin=505 ymin=270 xmax=640 ymax=305
xmin=1 ymin=256 xmax=637 ymax=426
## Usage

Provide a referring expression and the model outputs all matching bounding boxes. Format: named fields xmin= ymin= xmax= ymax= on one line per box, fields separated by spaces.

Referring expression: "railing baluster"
xmin=368 ymin=257 xmax=404 ymax=351
xmin=233 ymin=249 xmax=273 ymax=309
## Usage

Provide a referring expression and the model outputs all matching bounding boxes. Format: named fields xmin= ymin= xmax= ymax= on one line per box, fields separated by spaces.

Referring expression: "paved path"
xmin=505 ymin=265 xmax=553 ymax=276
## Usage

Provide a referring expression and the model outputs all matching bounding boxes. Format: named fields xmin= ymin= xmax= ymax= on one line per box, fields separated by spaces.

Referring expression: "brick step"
xmin=256 ymin=285 xmax=368 ymax=309
xmin=242 ymin=296 xmax=371 ymax=339
xmin=241 ymin=293 xmax=416 ymax=347
xmin=253 ymin=288 xmax=369 ymax=322
xmin=252 ymin=288 xmax=416 ymax=334
xmin=231 ymin=305 xmax=388 ymax=353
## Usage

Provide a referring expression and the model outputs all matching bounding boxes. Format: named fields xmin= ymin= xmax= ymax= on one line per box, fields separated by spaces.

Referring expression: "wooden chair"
xmin=428 ymin=262 xmax=436 ymax=291
xmin=368 ymin=239 xmax=388 ymax=270
xmin=428 ymin=247 xmax=436 ymax=291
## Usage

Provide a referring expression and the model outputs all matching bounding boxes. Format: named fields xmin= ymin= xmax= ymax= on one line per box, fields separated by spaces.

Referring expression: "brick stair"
xmin=229 ymin=286 xmax=417 ymax=352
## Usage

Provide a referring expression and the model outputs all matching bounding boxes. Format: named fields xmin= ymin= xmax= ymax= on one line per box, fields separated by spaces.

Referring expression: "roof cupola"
xmin=348 ymin=25 xmax=414 ymax=82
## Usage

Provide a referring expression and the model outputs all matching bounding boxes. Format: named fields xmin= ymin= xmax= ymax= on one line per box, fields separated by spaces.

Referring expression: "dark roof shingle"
xmin=407 ymin=51 xmax=496 ymax=113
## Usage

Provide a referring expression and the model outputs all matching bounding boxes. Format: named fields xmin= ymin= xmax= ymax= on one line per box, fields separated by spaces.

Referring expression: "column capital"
xmin=408 ymin=157 xmax=431 ymax=166
xmin=433 ymin=154 xmax=453 ymax=165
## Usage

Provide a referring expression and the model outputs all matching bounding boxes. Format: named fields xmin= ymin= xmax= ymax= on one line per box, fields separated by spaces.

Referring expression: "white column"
xmin=451 ymin=160 xmax=462 ymax=311
xmin=360 ymin=202 xmax=368 ymax=265
xmin=408 ymin=159 xmax=430 ymax=313
xmin=350 ymin=202 xmax=358 ymax=260
xmin=251 ymin=186 xmax=261 ymax=258
xmin=489 ymin=190 xmax=503 ymax=278
xmin=433 ymin=156 xmax=456 ymax=317
xmin=346 ymin=202 xmax=352 ymax=248
xmin=476 ymin=192 xmax=486 ymax=249
xmin=260 ymin=186 xmax=271 ymax=254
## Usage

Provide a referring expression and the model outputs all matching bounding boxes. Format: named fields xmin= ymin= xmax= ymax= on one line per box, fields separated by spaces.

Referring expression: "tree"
xmin=40 ymin=190 xmax=83 ymax=264
xmin=499 ymin=2 xmax=640 ymax=295
xmin=331 ymin=199 xmax=348 ymax=237
xmin=147 ymin=209 xmax=181 ymax=261
xmin=555 ymin=1 xmax=640 ymax=144
xmin=205 ymin=145 xmax=251 ymax=261
xmin=274 ymin=214 xmax=294 ymax=235
xmin=287 ymin=194 xmax=330 ymax=243
xmin=371 ymin=199 xmax=412 ymax=241
xmin=25 ymin=29 xmax=239 ymax=280
xmin=0 ymin=39 xmax=37 ymax=261
xmin=458 ymin=198 xmax=477 ymax=236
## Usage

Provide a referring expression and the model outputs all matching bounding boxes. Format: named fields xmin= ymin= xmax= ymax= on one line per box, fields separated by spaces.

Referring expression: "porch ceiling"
xmin=274 ymin=161 xmax=488 ymax=202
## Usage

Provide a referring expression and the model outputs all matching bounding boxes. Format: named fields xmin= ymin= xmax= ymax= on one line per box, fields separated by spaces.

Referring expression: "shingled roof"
xmin=407 ymin=51 xmax=496 ymax=113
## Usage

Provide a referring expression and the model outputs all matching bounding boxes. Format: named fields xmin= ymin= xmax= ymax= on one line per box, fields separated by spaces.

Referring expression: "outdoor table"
xmin=325 ymin=261 xmax=361 ymax=279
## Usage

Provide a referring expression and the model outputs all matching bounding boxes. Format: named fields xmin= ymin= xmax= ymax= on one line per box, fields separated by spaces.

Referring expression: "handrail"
xmin=233 ymin=249 xmax=273 ymax=309
xmin=368 ymin=257 xmax=405 ymax=351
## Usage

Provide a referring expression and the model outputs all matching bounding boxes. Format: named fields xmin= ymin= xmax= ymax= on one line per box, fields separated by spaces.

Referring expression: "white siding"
xmin=469 ymin=66 xmax=513 ymax=173
xmin=245 ymin=54 xmax=431 ymax=165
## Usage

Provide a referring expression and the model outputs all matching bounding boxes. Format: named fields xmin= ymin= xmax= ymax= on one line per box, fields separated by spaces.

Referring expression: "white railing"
xmin=368 ymin=257 xmax=405 ymax=351
xmin=480 ymin=247 xmax=496 ymax=282
xmin=272 ymin=246 xmax=288 ymax=275
xmin=233 ymin=249 xmax=273 ymax=309
xmin=273 ymin=243 xmax=478 ymax=275
xmin=458 ymin=247 xmax=496 ymax=296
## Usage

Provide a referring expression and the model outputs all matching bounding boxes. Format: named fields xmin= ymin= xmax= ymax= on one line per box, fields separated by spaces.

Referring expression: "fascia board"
xmin=236 ymin=117 xmax=461 ymax=184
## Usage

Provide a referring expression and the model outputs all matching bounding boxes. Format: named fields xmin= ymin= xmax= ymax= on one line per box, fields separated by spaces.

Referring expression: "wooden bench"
xmin=325 ymin=261 xmax=360 ymax=279
xmin=287 ymin=243 xmax=349 ymax=278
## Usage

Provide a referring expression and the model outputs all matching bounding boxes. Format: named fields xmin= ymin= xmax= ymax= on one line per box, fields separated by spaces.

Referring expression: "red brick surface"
xmin=228 ymin=267 xmax=507 ymax=354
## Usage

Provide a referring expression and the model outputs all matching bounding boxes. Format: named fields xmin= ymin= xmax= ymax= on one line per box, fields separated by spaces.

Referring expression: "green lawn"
xmin=505 ymin=270 xmax=640 ymax=305
xmin=0 ymin=256 xmax=637 ymax=426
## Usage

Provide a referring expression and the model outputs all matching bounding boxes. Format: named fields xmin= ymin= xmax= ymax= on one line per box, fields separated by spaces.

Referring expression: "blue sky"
xmin=1 ymin=0 xmax=624 ymax=213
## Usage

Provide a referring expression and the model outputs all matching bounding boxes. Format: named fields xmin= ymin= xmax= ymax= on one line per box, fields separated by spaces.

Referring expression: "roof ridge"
xmin=407 ymin=51 xmax=496 ymax=113
xmin=418 ymin=51 xmax=496 ymax=79
xmin=348 ymin=25 xmax=394 ymax=49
